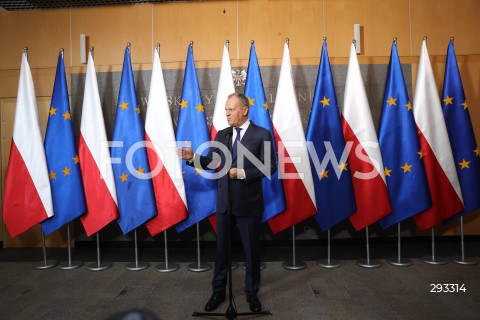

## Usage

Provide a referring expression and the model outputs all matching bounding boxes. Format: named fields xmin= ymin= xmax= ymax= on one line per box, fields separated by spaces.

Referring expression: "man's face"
xmin=225 ymin=96 xmax=248 ymax=127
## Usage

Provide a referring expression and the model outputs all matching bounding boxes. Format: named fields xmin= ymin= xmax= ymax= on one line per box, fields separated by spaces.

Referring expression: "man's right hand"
xmin=177 ymin=146 xmax=194 ymax=161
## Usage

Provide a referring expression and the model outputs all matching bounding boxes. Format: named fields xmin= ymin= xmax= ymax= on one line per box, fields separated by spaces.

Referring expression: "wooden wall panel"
xmin=71 ymin=5 xmax=153 ymax=68
xmin=0 ymin=9 xmax=70 ymax=70
xmin=411 ymin=0 xmax=480 ymax=56
xmin=324 ymin=0 xmax=411 ymax=57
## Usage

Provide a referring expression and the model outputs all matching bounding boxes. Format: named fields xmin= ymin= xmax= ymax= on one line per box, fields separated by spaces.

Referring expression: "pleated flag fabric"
xmin=78 ymin=52 xmax=118 ymax=237
xmin=442 ymin=39 xmax=480 ymax=218
xmin=378 ymin=41 xmax=431 ymax=229
xmin=111 ymin=46 xmax=157 ymax=235
xmin=175 ymin=44 xmax=217 ymax=232
xmin=268 ymin=42 xmax=316 ymax=234
xmin=42 ymin=51 xmax=87 ymax=235
xmin=341 ymin=43 xmax=391 ymax=231
xmin=145 ymin=48 xmax=188 ymax=236
xmin=306 ymin=39 xmax=356 ymax=231
xmin=3 ymin=51 xmax=54 ymax=238
xmin=245 ymin=42 xmax=286 ymax=224
xmin=412 ymin=40 xmax=464 ymax=230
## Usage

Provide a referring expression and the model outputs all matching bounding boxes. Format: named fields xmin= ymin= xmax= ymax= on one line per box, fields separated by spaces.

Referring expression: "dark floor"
xmin=0 ymin=238 xmax=479 ymax=320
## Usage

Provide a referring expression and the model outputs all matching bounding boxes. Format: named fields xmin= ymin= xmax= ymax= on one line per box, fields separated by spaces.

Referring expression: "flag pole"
xmin=387 ymin=222 xmax=412 ymax=267
xmin=85 ymin=46 xmax=112 ymax=272
xmin=451 ymin=216 xmax=477 ymax=265
xmin=188 ymin=222 xmax=212 ymax=272
xmin=283 ymin=225 xmax=306 ymax=270
xmin=421 ymin=227 xmax=447 ymax=265
xmin=282 ymin=38 xmax=306 ymax=271
xmin=58 ymin=222 xmax=82 ymax=270
xmin=150 ymin=43 xmax=180 ymax=273
xmin=317 ymin=228 xmax=340 ymax=268
xmin=357 ymin=226 xmax=381 ymax=268
xmin=88 ymin=231 xmax=112 ymax=271
xmin=22 ymin=46 xmax=57 ymax=271
xmin=33 ymin=228 xmax=58 ymax=270
xmin=125 ymin=229 xmax=149 ymax=271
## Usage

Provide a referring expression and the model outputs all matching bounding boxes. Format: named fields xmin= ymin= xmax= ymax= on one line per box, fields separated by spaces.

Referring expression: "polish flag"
xmin=3 ymin=51 xmax=54 ymax=238
xmin=412 ymin=40 xmax=463 ymax=230
xmin=341 ymin=43 xmax=391 ymax=231
xmin=78 ymin=52 xmax=118 ymax=237
xmin=268 ymin=42 xmax=316 ymax=234
xmin=208 ymin=43 xmax=235 ymax=230
xmin=145 ymin=47 xmax=188 ymax=236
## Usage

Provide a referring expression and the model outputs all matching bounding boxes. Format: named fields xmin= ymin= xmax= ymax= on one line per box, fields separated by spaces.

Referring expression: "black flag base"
xmin=192 ymin=305 xmax=272 ymax=320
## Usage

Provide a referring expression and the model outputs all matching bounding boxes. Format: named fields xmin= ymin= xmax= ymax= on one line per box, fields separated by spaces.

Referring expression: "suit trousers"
xmin=212 ymin=212 xmax=262 ymax=295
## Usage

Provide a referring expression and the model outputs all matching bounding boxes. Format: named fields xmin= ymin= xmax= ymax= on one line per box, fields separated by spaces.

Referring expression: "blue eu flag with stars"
xmin=306 ymin=39 xmax=356 ymax=231
xmin=42 ymin=50 xmax=86 ymax=235
xmin=175 ymin=44 xmax=217 ymax=232
xmin=111 ymin=45 xmax=157 ymax=234
xmin=442 ymin=39 xmax=480 ymax=217
xmin=378 ymin=40 xmax=431 ymax=229
xmin=244 ymin=42 xmax=286 ymax=223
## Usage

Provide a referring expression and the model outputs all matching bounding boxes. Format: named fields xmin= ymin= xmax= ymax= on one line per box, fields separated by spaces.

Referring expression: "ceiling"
xmin=0 ymin=0 xmax=215 ymax=11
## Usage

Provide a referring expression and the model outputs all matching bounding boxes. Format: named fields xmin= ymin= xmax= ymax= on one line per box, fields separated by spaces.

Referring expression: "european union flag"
xmin=306 ymin=39 xmax=356 ymax=231
xmin=175 ymin=44 xmax=217 ymax=232
xmin=111 ymin=45 xmax=157 ymax=234
xmin=442 ymin=39 xmax=480 ymax=216
xmin=42 ymin=50 xmax=86 ymax=235
xmin=245 ymin=42 xmax=286 ymax=223
xmin=378 ymin=40 xmax=431 ymax=229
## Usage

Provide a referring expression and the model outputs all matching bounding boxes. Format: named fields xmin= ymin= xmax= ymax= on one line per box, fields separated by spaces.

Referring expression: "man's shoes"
xmin=246 ymin=294 xmax=262 ymax=312
xmin=204 ymin=292 xmax=226 ymax=312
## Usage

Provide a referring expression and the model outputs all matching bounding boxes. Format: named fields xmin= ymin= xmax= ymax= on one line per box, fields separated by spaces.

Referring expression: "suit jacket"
xmin=192 ymin=121 xmax=276 ymax=217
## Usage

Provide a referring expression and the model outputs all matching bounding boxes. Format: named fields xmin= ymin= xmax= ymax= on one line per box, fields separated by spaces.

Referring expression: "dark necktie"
xmin=232 ymin=127 xmax=242 ymax=159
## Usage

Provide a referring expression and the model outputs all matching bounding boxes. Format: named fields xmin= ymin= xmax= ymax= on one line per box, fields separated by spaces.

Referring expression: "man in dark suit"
xmin=179 ymin=93 xmax=276 ymax=313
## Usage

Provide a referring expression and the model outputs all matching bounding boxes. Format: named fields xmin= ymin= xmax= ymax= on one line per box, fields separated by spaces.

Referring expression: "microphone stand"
xmin=193 ymin=131 xmax=271 ymax=319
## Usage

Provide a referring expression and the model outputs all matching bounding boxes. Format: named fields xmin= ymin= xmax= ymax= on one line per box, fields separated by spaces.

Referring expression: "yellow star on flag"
xmin=180 ymin=100 xmax=188 ymax=109
xmin=461 ymin=100 xmax=468 ymax=110
xmin=62 ymin=111 xmax=71 ymax=120
xmin=248 ymin=97 xmax=254 ymax=106
xmin=321 ymin=96 xmax=330 ymax=107
xmin=459 ymin=159 xmax=470 ymax=169
xmin=49 ymin=107 xmax=57 ymax=117
xmin=443 ymin=96 xmax=453 ymax=105
xmin=384 ymin=167 xmax=392 ymax=177
xmin=62 ymin=166 xmax=71 ymax=176
xmin=120 ymin=101 xmax=128 ymax=111
xmin=137 ymin=166 xmax=145 ymax=175
xmin=474 ymin=147 xmax=480 ymax=157
xmin=386 ymin=96 xmax=397 ymax=106
xmin=405 ymin=101 xmax=412 ymax=111
xmin=135 ymin=106 xmax=141 ymax=115
xmin=401 ymin=162 xmax=412 ymax=173
xmin=196 ymin=104 xmax=205 ymax=113
xmin=194 ymin=168 xmax=202 ymax=175
xmin=263 ymin=102 xmax=269 ymax=110
xmin=72 ymin=155 xmax=80 ymax=164
xmin=120 ymin=172 xmax=128 ymax=182
xmin=49 ymin=170 xmax=57 ymax=180
xmin=320 ymin=169 xmax=329 ymax=179
xmin=417 ymin=150 xmax=424 ymax=159
xmin=338 ymin=162 xmax=348 ymax=171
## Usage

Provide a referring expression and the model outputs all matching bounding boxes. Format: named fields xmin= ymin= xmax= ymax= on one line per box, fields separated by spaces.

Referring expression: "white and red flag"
xmin=341 ymin=43 xmax=391 ymax=231
xmin=412 ymin=40 xmax=463 ymax=230
xmin=145 ymin=47 xmax=188 ymax=236
xmin=78 ymin=51 xmax=118 ymax=237
xmin=3 ymin=51 xmax=54 ymax=238
xmin=268 ymin=42 xmax=316 ymax=233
